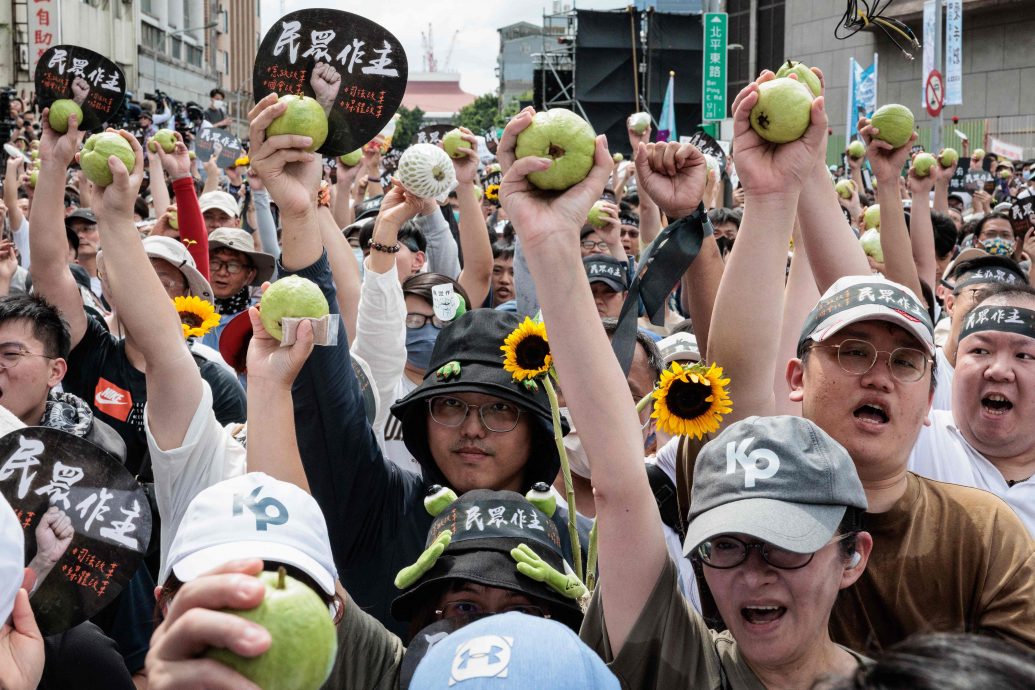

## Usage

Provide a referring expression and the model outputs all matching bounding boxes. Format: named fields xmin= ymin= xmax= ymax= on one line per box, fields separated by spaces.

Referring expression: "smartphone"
xmin=984 ymin=180 xmax=996 ymax=193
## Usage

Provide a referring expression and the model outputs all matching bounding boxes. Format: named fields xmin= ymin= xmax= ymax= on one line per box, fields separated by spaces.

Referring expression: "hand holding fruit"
xmin=0 ymin=240 xmax=18 ymax=284
xmin=146 ymin=559 xmax=270 ymax=690
xmin=730 ymin=70 xmax=827 ymax=197
xmin=497 ymin=106 xmax=611 ymax=252
xmin=443 ymin=127 xmax=479 ymax=185
xmin=39 ymin=105 xmax=83 ymax=170
xmin=627 ymin=113 xmax=652 ymax=150
xmin=247 ymin=293 xmax=316 ymax=388
xmin=247 ymin=93 xmax=322 ymax=219
xmin=151 ymin=205 xmax=180 ymax=238
xmin=857 ymin=115 xmax=916 ymax=184
xmin=377 ymin=180 xmax=427 ymax=230
xmin=586 ymin=200 xmax=621 ymax=242
xmin=153 ymin=131 xmax=192 ymax=181
xmin=80 ymin=129 xmax=144 ymax=221
xmin=634 ymin=141 xmax=706 ymax=219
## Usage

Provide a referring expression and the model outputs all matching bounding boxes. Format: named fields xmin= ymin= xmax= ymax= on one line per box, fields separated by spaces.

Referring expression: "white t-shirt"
xmin=651 ymin=437 xmax=702 ymax=612
xmin=145 ymin=381 xmax=247 ymax=582
xmin=932 ymin=346 xmax=954 ymax=411
xmin=911 ymin=409 xmax=1035 ymax=537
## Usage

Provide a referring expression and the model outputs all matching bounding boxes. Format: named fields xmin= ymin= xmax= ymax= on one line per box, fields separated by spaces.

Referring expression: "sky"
xmin=259 ymin=1 xmax=626 ymax=96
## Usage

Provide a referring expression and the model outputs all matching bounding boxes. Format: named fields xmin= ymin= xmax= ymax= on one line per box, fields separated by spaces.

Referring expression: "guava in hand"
xmin=338 ymin=149 xmax=362 ymax=167
xmin=938 ymin=147 xmax=959 ymax=168
xmin=870 ymin=104 xmax=914 ymax=149
xmin=863 ymin=204 xmax=881 ymax=230
xmin=749 ymin=78 xmax=813 ymax=144
xmin=912 ymin=152 xmax=937 ymax=178
xmin=514 ymin=108 xmax=597 ymax=191
xmin=627 ymin=112 xmax=651 ymax=135
xmin=259 ymin=275 xmax=330 ymax=341
xmin=80 ymin=132 xmax=136 ymax=187
xmin=847 ymin=140 xmax=866 ymax=160
xmin=204 ymin=568 xmax=336 ymax=690
xmin=860 ymin=228 xmax=883 ymax=263
xmin=48 ymin=99 xmax=83 ymax=134
xmin=587 ymin=201 xmax=609 ymax=229
xmin=775 ymin=60 xmax=822 ymax=97
xmin=265 ymin=95 xmax=328 ymax=153
xmin=835 ymin=179 xmax=856 ymax=199
xmin=442 ymin=128 xmax=472 ymax=159
xmin=148 ymin=130 xmax=177 ymax=153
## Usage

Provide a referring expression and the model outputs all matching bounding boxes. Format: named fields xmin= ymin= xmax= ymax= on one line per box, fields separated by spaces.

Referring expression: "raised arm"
xmin=159 ymin=132 xmax=210 ymax=277
xmin=499 ymin=107 xmax=666 ymax=655
xmin=332 ymin=159 xmax=359 ymax=230
xmin=148 ymin=150 xmax=171 ymax=220
xmin=707 ymin=71 xmax=828 ymax=424
xmin=4 ymin=157 xmax=25 ymax=233
xmin=628 ymin=122 xmax=662 ymax=246
xmin=593 ymin=201 xmax=628 ymax=263
xmin=28 ymin=109 xmax=87 ymax=347
xmin=450 ymin=127 xmax=493 ymax=306
xmin=316 ymin=198 xmax=360 ymax=344
xmin=906 ymin=156 xmax=939 ymax=295
xmin=248 ymin=94 xmax=323 ymax=272
xmin=774 ymin=222 xmax=818 ymax=416
xmin=89 ymin=130 xmax=202 ymax=451
xmin=858 ymin=119 xmax=923 ymax=302
xmin=931 ymin=149 xmax=955 ymax=215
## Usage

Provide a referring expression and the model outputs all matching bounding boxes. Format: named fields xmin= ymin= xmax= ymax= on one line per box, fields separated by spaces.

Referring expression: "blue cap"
xmin=409 ymin=612 xmax=619 ymax=688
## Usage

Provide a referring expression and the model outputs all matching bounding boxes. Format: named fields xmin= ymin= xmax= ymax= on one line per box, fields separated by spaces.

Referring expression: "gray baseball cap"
xmin=583 ymin=255 xmax=627 ymax=293
xmin=683 ymin=416 xmax=868 ymax=556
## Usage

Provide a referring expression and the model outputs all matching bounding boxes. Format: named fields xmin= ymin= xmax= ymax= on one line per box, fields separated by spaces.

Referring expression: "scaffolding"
xmin=532 ymin=8 xmax=589 ymax=121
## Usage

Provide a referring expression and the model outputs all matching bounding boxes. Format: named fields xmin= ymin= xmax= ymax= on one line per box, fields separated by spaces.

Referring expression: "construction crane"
xmin=420 ymin=24 xmax=437 ymax=73
xmin=442 ymin=29 xmax=459 ymax=72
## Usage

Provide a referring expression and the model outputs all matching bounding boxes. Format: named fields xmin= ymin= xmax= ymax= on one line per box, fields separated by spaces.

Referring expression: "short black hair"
xmin=209 ymin=88 xmax=225 ymax=99
xmin=975 ymin=282 xmax=1035 ymax=308
xmin=951 ymin=254 xmax=1026 ymax=289
xmin=357 ymin=220 xmax=426 ymax=254
xmin=0 ymin=294 xmax=71 ymax=359
xmin=600 ymin=318 xmax=663 ymax=383
xmin=491 ymin=242 xmax=514 ymax=261
xmin=931 ymin=212 xmax=957 ymax=259
xmin=134 ymin=196 xmax=150 ymax=220
xmin=973 ymin=211 xmax=1012 ymax=239
xmin=708 ymin=207 xmax=743 ymax=228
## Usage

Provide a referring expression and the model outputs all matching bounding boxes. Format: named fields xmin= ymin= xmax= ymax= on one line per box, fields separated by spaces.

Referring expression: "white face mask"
xmin=558 ymin=407 xmax=591 ymax=479
xmin=212 ymin=99 xmax=225 ymax=111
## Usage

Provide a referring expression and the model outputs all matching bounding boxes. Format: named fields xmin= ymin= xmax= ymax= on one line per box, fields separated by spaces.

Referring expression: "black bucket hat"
xmin=391 ymin=490 xmax=584 ymax=630
xmin=390 ymin=310 xmax=566 ymax=492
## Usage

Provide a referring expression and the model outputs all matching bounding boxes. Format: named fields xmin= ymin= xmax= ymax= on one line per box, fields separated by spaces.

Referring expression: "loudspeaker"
xmin=532 ymin=68 xmax=571 ymax=112
xmin=573 ymin=10 xmax=639 ymax=155
xmin=644 ymin=11 xmax=704 ymax=130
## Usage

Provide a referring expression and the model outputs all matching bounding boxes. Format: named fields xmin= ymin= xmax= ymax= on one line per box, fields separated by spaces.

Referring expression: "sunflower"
xmin=173 ymin=296 xmax=221 ymax=340
xmin=501 ymin=317 xmax=553 ymax=381
xmin=651 ymin=362 xmax=732 ymax=439
xmin=485 ymin=183 xmax=500 ymax=202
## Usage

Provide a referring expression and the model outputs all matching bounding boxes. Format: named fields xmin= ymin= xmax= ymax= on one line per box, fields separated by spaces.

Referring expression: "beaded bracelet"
xmin=370 ymin=240 xmax=400 ymax=253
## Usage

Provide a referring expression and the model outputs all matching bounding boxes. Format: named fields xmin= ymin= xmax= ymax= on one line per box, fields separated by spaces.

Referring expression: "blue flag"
xmin=657 ymin=71 xmax=676 ymax=142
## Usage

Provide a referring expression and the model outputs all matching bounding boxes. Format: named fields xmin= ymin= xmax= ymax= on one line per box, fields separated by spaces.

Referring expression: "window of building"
xmin=187 ymin=45 xmax=203 ymax=68
xmin=727 ymin=0 xmax=785 ymax=99
xmin=142 ymin=23 xmax=165 ymax=52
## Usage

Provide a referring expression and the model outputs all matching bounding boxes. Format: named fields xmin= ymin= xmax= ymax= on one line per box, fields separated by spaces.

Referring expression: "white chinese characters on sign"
xmin=272 ymin=21 xmax=400 ymax=78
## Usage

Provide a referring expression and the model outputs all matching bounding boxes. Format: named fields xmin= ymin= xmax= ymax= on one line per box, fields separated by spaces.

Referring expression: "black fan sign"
xmin=34 ymin=45 xmax=127 ymax=133
xmin=195 ymin=126 xmax=244 ymax=168
xmin=0 ymin=427 xmax=151 ymax=635
xmin=253 ymin=9 xmax=408 ymax=157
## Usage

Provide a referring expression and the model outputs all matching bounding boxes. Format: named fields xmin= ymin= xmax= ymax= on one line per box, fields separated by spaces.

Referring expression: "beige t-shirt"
xmin=831 ymin=473 xmax=1035 ymax=654
xmin=581 ymin=557 xmax=867 ymax=689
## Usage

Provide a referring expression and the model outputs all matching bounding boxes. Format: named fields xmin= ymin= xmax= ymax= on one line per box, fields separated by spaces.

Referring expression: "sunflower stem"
xmin=585 ymin=519 xmax=599 ymax=591
xmin=635 ymin=391 xmax=654 ymax=413
xmin=543 ymin=376 xmax=583 ymax=583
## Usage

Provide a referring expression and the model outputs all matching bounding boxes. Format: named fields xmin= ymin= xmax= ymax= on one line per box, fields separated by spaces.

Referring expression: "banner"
xmin=27 ymin=0 xmax=60 ymax=77
xmin=922 ymin=0 xmax=936 ymax=108
xmin=945 ymin=0 xmax=962 ymax=105
xmin=657 ymin=71 xmax=676 ymax=143
xmin=989 ymin=137 xmax=1024 ymax=161
xmin=847 ymin=55 xmax=877 ymax=139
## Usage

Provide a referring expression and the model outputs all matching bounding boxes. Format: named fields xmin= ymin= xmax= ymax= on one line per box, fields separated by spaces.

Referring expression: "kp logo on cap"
xmin=449 ymin=635 xmax=513 ymax=685
xmin=232 ymin=485 xmax=288 ymax=531
xmin=726 ymin=437 xmax=780 ymax=488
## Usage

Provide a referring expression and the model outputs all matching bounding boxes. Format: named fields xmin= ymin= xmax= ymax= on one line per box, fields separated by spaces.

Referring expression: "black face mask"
xmin=715 ymin=236 xmax=734 ymax=258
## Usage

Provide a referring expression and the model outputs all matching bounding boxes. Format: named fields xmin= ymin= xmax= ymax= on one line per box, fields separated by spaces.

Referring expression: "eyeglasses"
xmin=952 ymin=287 xmax=989 ymax=302
xmin=809 ymin=338 xmax=931 ymax=383
xmin=580 ymin=240 xmax=609 ymax=252
xmin=435 ymin=600 xmax=550 ymax=620
xmin=210 ymin=258 xmax=253 ymax=275
xmin=0 ymin=348 xmax=54 ymax=369
xmin=620 ymin=228 xmax=640 ymax=239
xmin=695 ymin=534 xmax=853 ymax=570
xmin=428 ymin=396 xmax=522 ymax=433
xmin=405 ymin=313 xmax=447 ymax=330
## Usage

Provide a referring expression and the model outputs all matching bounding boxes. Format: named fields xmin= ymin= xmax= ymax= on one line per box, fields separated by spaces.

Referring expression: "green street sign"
xmin=702 ymin=12 xmax=727 ymax=122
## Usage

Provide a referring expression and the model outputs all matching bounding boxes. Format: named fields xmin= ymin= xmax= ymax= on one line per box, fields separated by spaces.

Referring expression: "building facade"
xmin=498 ymin=22 xmax=541 ymax=107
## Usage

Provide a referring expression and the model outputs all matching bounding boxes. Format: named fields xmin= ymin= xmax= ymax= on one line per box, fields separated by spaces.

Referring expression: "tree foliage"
xmin=454 ymin=93 xmax=503 ymax=133
xmin=392 ymin=105 xmax=425 ymax=150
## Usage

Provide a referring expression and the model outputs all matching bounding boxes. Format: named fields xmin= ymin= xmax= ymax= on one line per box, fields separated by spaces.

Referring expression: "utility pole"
xmin=932 ymin=0 xmax=943 ymax=152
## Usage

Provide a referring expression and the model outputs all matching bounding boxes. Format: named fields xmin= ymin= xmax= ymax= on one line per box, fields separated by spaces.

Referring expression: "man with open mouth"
xmin=911 ymin=282 xmax=1035 ymax=536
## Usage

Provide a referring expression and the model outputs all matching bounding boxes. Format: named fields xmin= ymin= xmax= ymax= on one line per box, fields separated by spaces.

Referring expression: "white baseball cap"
xmin=162 ymin=473 xmax=337 ymax=595
xmin=198 ymin=190 xmax=240 ymax=218
xmin=0 ymin=494 xmax=24 ymax=625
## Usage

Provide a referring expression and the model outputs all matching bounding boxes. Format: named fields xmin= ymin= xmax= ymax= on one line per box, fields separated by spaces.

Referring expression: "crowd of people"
xmin=0 ymin=61 xmax=1034 ymax=690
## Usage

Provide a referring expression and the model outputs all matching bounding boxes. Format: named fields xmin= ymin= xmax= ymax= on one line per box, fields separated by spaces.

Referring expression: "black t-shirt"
xmin=64 ymin=316 xmax=246 ymax=475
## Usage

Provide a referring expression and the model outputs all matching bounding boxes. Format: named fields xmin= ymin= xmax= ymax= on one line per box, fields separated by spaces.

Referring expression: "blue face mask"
xmin=405 ymin=323 xmax=439 ymax=371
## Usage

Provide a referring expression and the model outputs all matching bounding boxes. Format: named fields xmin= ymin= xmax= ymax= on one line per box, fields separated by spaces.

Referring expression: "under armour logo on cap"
xmin=725 ymin=437 xmax=780 ymax=488
xmin=450 ymin=635 xmax=514 ymax=685
xmin=232 ymin=485 xmax=289 ymax=531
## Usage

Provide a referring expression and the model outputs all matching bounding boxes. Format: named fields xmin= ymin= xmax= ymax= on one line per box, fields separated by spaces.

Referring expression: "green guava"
xmin=586 ymin=200 xmax=609 ymax=229
xmin=859 ymin=228 xmax=883 ymax=263
xmin=775 ymin=60 xmax=822 ymax=97
xmin=29 ymin=150 xmax=38 ymax=161
xmin=80 ymin=132 xmax=136 ymax=187
xmin=149 ymin=130 xmax=177 ymax=153
xmin=938 ymin=148 xmax=959 ymax=168
xmin=627 ymin=112 xmax=651 ymax=135
xmin=973 ymin=148 xmax=985 ymax=160
xmin=999 ymin=168 xmax=1013 ymax=180
xmin=48 ymin=99 xmax=83 ymax=134
xmin=514 ymin=109 xmax=596 ymax=191
xmin=749 ymin=78 xmax=813 ymax=144
xmin=847 ymin=140 xmax=866 ymax=159
xmin=167 ymin=209 xmax=178 ymax=230
xmin=266 ymin=95 xmax=328 ymax=153
xmin=338 ymin=149 xmax=362 ymax=166
xmin=188 ymin=151 xmax=196 ymax=160
xmin=612 ymin=153 xmax=624 ymax=163
xmin=870 ymin=104 xmax=914 ymax=149
xmin=204 ymin=569 xmax=336 ymax=690
xmin=442 ymin=128 xmax=471 ymax=159
xmin=863 ymin=204 xmax=881 ymax=230
xmin=259 ymin=275 xmax=330 ymax=341
xmin=28 ymin=170 xmax=37 ymax=188
xmin=912 ymin=152 xmax=936 ymax=178
xmin=835 ymin=179 xmax=855 ymax=199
